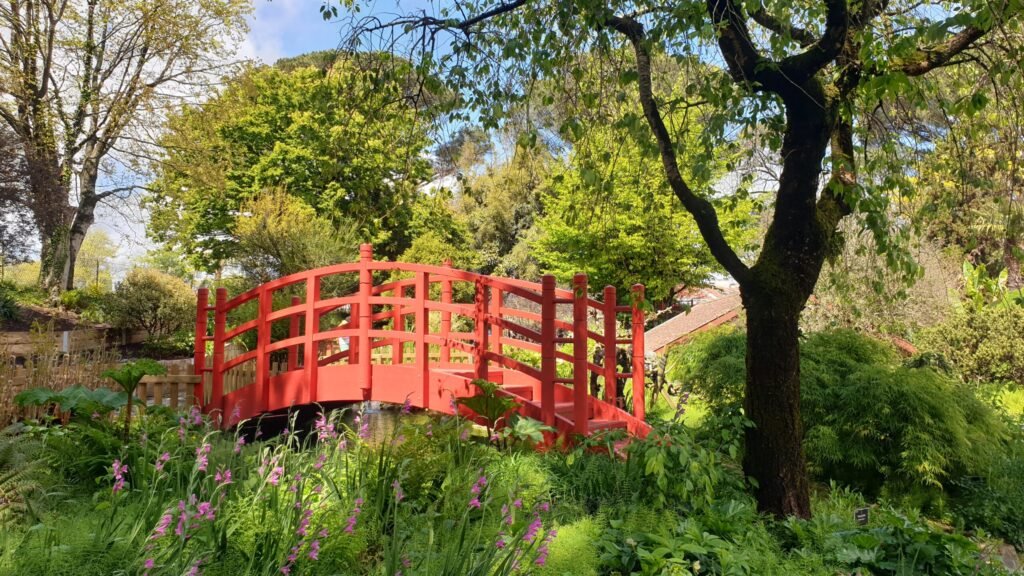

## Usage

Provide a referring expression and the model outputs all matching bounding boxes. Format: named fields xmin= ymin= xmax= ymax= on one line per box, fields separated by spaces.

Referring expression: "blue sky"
xmin=239 ymin=1 xmax=347 ymax=64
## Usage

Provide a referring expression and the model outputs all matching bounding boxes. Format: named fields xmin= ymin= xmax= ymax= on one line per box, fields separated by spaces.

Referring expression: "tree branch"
xmin=607 ymin=15 xmax=752 ymax=285
xmin=779 ymin=0 xmax=849 ymax=82
xmin=750 ymin=7 xmax=817 ymax=47
xmin=898 ymin=25 xmax=988 ymax=76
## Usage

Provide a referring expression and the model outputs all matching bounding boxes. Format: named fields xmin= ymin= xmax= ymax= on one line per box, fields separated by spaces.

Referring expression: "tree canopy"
xmin=146 ymin=55 xmax=434 ymax=271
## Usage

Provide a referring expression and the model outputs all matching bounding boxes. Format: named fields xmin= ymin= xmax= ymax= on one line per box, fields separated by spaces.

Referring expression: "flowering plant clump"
xmin=12 ymin=403 xmax=571 ymax=575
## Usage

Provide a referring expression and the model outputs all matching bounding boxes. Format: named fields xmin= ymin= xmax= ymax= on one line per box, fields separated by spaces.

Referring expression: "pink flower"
xmin=392 ymin=479 xmax=404 ymax=502
xmin=190 ymin=405 xmax=203 ymax=426
xmin=215 ymin=468 xmax=232 ymax=485
xmin=111 ymin=459 xmax=127 ymax=494
xmin=314 ymin=453 xmax=327 ymax=470
xmin=268 ymin=466 xmax=284 ymax=486
xmin=401 ymin=397 xmax=412 ymax=414
xmin=468 ymin=497 xmax=481 ymax=509
xmin=144 ymin=558 xmax=154 ymax=569
xmin=152 ymin=513 xmax=172 ymax=538
xmin=155 ymin=452 xmax=170 ymax=472
xmin=195 ymin=443 xmax=211 ymax=472
xmin=524 ymin=515 xmax=543 ymax=542
xmin=315 ymin=413 xmax=336 ymax=440
xmin=344 ymin=498 xmax=363 ymax=533
xmin=195 ymin=501 xmax=215 ymax=521
xmin=234 ymin=436 xmax=245 ymax=454
xmin=309 ymin=539 xmax=321 ymax=560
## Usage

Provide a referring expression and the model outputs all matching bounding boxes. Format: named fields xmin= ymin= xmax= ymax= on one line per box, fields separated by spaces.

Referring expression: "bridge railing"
xmin=194 ymin=244 xmax=646 ymax=434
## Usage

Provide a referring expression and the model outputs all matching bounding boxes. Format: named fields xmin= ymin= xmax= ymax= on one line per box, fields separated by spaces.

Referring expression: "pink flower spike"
xmin=468 ymin=497 xmax=481 ymax=509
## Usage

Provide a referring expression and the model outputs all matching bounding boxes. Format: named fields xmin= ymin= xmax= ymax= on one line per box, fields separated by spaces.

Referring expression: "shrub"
xmin=918 ymin=304 xmax=1024 ymax=388
xmin=0 ymin=283 xmax=15 ymax=321
xmin=668 ymin=328 xmax=1009 ymax=500
xmin=104 ymin=268 xmax=194 ymax=337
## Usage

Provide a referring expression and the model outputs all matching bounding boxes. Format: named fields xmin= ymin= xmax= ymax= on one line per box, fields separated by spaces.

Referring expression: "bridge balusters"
xmin=572 ymin=274 xmax=589 ymax=435
xmin=415 ymin=271 xmax=429 ymax=408
xmin=211 ymin=288 xmax=227 ymax=418
xmin=473 ymin=278 xmax=489 ymax=381
xmin=257 ymin=287 xmax=272 ymax=413
xmin=194 ymin=288 xmax=209 ymax=405
xmin=631 ymin=284 xmax=646 ymax=420
xmin=540 ymin=275 xmax=556 ymax=427
xmin=603 ymin=286 xmax=618 ymax=405
xmin=358 ymin=244 xmax=373 ymax=395
xmin=304 ymin=274 xmax=320 ymax=404
xmin=288 ymin=296 xmax=300 ymax=370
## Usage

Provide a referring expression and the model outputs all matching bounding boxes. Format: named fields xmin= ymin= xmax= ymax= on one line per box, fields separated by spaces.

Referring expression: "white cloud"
xmin=236 ymin=0 xmax=309 ymax=64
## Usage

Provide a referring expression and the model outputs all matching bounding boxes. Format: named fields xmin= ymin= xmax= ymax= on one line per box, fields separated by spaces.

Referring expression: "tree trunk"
xmin=37 ymin=162 xmax=100 ymax=295
xmin=742 ymin=291 xmax=812 ymax=518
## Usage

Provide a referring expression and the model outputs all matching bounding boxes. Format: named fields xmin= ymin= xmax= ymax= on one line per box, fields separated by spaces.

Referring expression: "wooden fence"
xmin=0 ymin=359 xmax=198 ymax=426
xmin=0 ymin=328 xmax=149 ymax=358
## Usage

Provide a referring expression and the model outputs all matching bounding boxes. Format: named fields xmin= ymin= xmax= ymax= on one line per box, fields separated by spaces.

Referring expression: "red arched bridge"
xmin=193 ymin=245 xmax=650 ymax=439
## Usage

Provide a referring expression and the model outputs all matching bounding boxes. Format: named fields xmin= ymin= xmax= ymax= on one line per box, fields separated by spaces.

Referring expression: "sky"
xmin=97 ymin=0 xmax=371 ymax=277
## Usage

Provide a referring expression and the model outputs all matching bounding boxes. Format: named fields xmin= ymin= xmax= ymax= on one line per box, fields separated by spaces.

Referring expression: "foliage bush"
xmin=668 ymin=328 xmax=1009 ymax=502
xmin=0 ymin=283 xmax=15 ymax=321
xmin=918 ymin=304 xmax=1024 ymax=388
xmin=104 ymin=268 xmax=194 ymax=337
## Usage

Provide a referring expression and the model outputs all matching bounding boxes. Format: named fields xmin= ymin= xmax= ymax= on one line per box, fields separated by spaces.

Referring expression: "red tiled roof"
xmin=645 ymin=291 xmax=742 ymax=354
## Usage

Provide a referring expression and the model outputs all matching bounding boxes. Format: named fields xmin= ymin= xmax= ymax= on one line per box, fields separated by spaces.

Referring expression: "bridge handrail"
xmin=194 ymin=244 xmax=646 ymax=434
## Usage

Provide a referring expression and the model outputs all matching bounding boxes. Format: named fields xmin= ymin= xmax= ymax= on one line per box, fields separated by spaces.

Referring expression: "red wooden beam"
xmin=631 ymin=284 xmax=646 ymax=421
xmin=440 ymin=260 xmax=453 ymax=365
xmin=194 ymin=288 xmax=208 ymax=404
xmin=256 ymin=287 xmax=271 ymax=414
xmin=304 ymin=274 xmax=320 ymax=404
xmin=211 ymin=288 xmax=227 ymax=418
xmin=540 ymin=275 xmax=556 ymax=428
xmin=358 ymin=244 xmax=373 ymax=396
xmin=474 ymin=278 xmax=489 ymax=381
xmin=603 ymin=285 xmax=617 ymax=405
xmin=573 ymin=273 xmax=589 ymax=436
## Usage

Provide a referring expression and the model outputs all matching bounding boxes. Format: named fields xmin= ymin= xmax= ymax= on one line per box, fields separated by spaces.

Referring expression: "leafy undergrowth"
xmin=0 ymin=398 xmax=1016 ymax=576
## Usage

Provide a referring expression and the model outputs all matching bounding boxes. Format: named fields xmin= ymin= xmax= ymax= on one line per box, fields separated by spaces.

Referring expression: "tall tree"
xmin=0 ymin=124 xmax=33 ymax=278
xmin=146 ymin=56 xmax=433 ymax=270
xmin=338 ymin=0 xmax=1023 ymax=517
xmin=0 ymin=0 xmax=249 ymax=296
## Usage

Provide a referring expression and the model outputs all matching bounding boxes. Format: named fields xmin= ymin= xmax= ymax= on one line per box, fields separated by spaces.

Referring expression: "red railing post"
xmin=490 ymin=287 xmax=502 ymax=360
xmin=540 ymin=276 xmax=556 ymax=428
xmin=473 ymin=278 xmax=489 ymax=381
xmin=304 ymin=274 xmax=320 ymax=404
xmin=194 ymin=288 xmax=208 ymax=405
xmin=358 ymin=244 xmax=373 ymax=396
xmin=572 ymin=274 xmax=589 ymax=435
xmin=211 ymin=288 xmax=227 ymax=418
xmin=415 ymin=271 xmax=429 ymax=409
xmin=440 ymin=260 xmax=453 ymax=365
xmin=631 ymin=284 xmax=646 ymax=421
xmin=603 ymin=286 xmax=618 ymax=405
xmin=391 ymin=285 xmax=403 ymax=365
xmin=288 ymin=296 xmax=300 ymax=370
xmin=256 ymin=287 xmax=271 ymax=414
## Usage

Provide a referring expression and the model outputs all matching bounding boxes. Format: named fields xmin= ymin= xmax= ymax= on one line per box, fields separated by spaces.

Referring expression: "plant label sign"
xmin=855 ymin=508 xmax=869 ymax=525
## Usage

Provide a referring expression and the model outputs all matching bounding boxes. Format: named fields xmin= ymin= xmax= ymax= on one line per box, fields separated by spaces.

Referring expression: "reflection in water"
xmin=339 ymin=402 xmax=434 ymax=444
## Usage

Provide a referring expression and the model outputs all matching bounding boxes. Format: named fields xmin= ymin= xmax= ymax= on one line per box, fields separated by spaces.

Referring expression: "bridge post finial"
xmin=360 ymin=243 xmax=373 ymax=262
xmin=631 ymin=284 xmax=646 ymax=421
xmin=572 ymin=273 xmax=589 ymax=436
